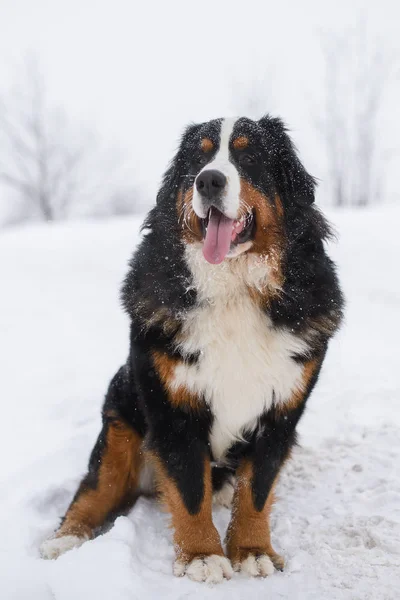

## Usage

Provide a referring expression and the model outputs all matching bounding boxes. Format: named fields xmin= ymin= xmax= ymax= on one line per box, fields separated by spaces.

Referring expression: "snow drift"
xmin=0 ymin=208 xmax=399 ymax=600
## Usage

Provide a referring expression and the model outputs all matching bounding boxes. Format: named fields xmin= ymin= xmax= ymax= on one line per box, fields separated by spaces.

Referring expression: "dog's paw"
xmin=213 ymin=477 xmax=235 ymax=509
xmin=233 ymin=553 xmax=275 ymax=577
xmin=40 ymin=534 xmax=88 ymax=559
xmin=174 ymin=554 xmax=233 ymax=584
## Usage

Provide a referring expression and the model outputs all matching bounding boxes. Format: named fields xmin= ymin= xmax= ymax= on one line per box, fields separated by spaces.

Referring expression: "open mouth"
xmin=199 ymin=207 xmax=255 ymax=265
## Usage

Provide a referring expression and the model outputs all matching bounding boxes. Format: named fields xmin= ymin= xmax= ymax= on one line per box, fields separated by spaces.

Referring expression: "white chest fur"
xmin=171 ymin=246 xmax=309 ymax=460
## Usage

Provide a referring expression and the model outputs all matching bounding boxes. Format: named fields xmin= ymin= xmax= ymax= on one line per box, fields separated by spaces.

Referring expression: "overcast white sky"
xmin=0 ymin=0 xmax=399 ymax=205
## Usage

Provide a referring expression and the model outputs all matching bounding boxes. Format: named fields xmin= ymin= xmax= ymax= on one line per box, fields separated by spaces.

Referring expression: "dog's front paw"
xmin=231 ymin=549 xmax=284 ymax=577
xmin=174 ymin=554 xmax=233 ymax=584
xmin=40 ymin=534 xmax=88 ymax=559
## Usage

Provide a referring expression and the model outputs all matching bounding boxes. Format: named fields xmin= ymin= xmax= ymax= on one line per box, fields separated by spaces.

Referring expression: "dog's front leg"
xmin=225 ymin=359 xmax=322 ymax=576
xmin=150 ymin=447 xmax=232 ymax=583
xmin=225 ymin=456 xmax=284 ymax=578
xmin=225 ymin=405 xmax=304 ymax=576
xmin=132 ymin=342 xmax=232 ymax=583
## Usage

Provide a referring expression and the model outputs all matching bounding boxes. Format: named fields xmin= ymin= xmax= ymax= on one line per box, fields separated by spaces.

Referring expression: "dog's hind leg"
xmin=41 ymin=367 xmax=145 ymax=559
xmin=212 ymin=465 xmax=236 ymax=509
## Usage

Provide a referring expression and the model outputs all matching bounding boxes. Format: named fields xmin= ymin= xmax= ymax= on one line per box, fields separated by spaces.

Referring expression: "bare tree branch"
xmin=317 ymin=20 xmax=396 ymax=207
xmin=0 ymin=171 xmax=34 ymax=195
xmin=0 ymin=56 xmax=139 ymax=224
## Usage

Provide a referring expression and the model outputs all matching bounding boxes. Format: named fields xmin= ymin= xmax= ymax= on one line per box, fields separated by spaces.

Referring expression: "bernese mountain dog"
xmin=41 ymin=116 xmax=344 ymax=584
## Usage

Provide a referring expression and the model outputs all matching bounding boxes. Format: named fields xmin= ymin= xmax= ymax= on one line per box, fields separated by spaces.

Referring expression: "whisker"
xmin=182 ymin=204 xmax=197 ymax=236
xmin=239 ymin=199 xmax=253 ymax=218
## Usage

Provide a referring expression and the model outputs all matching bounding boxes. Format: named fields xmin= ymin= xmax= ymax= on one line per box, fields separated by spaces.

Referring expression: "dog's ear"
xmin=156 ymin=123 xmax=201 ymax=206
xmin=258 ymin=115 xmax=316 ymax=207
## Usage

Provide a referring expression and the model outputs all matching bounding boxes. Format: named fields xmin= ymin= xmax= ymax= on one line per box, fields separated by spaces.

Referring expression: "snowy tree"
xmin=318 ymin=21 xmax=396 ymax=207
xmin=229 ymin=69 xmax=276 ymax=119
xmin=0 ymin=57 xmax=139 ymax=223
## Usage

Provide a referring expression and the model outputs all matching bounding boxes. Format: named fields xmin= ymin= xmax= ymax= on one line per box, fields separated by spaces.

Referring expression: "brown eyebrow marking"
xmin=201 ymin=138 xmax=214 ymax=152
xmin=233 ymin=136 xmax=249 ymax=150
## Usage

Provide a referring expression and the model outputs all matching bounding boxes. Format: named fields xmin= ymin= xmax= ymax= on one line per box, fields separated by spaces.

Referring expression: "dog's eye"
xmin=239 ymin=153 xmax=257 ymax=166
xmin=189 ymin=155 xmax=209 ymax=174
xmin=195 ymin=155 xmax=208 ymax=166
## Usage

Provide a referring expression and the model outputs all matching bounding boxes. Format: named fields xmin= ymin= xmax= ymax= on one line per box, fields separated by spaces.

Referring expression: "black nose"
xmin=196 ymin=169 xmax=227 ymax=199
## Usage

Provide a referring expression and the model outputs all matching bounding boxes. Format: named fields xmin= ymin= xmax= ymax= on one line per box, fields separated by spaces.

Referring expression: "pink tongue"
xmin=202 ymin=208 xmax=234 ymax=264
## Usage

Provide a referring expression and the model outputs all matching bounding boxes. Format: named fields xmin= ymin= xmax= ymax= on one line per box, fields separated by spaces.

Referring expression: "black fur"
xmin=107 ymin=116 xmax=343 ymax=516
xmin=130 ymin=331 xmax=212 ymax=514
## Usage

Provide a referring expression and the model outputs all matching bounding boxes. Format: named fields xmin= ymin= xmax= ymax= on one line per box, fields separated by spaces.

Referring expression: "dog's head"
xmin=157 ymin=116 xmax=316 ymax=265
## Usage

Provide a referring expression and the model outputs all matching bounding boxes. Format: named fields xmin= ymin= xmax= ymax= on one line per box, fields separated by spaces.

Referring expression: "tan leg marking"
xmin=57 ymin=415 xmax=143 ymax=539
xmin=150 ymin=453 xmax=233 ymax=582
xmin=226 ymin=461 xmax=284 ymax=575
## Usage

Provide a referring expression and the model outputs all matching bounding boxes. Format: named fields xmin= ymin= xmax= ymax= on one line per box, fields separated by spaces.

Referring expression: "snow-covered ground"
xmin=0 ymin=207 xmax=399 ymax=600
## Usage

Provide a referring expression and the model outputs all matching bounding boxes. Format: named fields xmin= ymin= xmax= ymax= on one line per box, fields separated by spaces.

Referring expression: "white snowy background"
xmin=0 ymin=1 xmax=399 ymax=599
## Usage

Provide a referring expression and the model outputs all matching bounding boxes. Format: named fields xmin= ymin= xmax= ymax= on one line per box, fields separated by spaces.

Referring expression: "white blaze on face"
xmin=192 ymin=118 xmax=241 ymax=220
